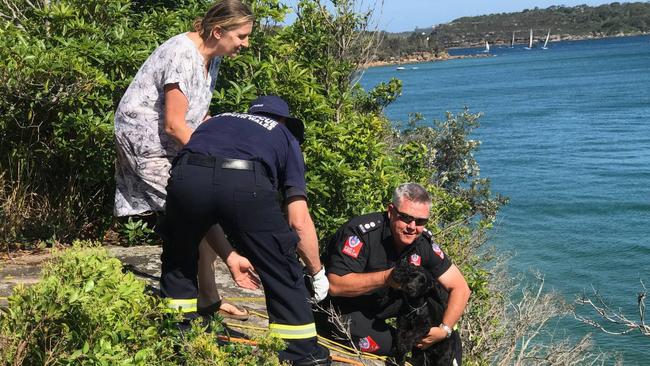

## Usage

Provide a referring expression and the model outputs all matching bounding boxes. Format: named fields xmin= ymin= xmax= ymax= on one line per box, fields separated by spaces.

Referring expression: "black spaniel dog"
xmin=380 ymin=260 xmax=460 ymax=366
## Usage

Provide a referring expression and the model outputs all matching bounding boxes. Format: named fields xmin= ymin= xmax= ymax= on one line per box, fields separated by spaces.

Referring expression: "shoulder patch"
xmin=357 ymin=219 xmax=381 ymax=234
xmin=342 ymin=236 xmax=364 ymax=258
xmin=432 ymin=243 xmax=445 ymax=260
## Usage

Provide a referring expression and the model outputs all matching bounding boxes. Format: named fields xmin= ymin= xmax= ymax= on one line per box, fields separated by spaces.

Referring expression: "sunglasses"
xmin=391 ymin=206 xmax=429 ymax=226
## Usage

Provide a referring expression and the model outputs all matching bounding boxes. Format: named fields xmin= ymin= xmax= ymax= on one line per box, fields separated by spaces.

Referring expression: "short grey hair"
xmin=391 ymin=183 xmax=431 ymax=208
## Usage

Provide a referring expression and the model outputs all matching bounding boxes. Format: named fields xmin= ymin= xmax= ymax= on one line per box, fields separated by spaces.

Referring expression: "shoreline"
xmin=363 ymin=52 xmax=491 ymax=68
xmin=365 ymin=32 xmax=648 ymax=68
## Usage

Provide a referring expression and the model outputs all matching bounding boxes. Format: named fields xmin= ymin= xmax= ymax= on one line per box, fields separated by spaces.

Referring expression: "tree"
xmin=0 ymin=0 xmax=199 ymax=243
xmin=575 ymin=280 xmax=650 ymax=337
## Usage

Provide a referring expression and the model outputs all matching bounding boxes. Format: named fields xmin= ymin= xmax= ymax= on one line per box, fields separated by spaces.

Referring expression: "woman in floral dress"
xmin=114 ymin=0 xmax=259 ymax=319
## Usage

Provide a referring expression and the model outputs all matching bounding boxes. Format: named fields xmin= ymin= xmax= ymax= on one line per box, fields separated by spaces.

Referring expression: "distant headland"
xmin=370 ymin=2 xmax=650 ymax=65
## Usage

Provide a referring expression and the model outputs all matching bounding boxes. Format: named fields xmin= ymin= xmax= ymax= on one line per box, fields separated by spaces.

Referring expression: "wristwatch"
xmin=439 ymin=323 xmax=452 ymax=338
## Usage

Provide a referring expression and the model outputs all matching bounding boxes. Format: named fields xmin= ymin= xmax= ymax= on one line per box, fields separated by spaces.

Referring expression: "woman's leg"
xmin=197 ymin=224 xmax=256 ymax=316
xmin=197 ymin=235 xmax=221 ymax=312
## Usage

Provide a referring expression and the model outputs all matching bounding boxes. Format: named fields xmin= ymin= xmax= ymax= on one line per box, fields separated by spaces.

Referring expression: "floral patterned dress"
xmin=114 ymin=33 xmax=221 ymax=216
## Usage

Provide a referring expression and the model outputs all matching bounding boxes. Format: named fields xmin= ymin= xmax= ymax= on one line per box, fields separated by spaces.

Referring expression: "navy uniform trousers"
xmin=157 ymin=153 xmax=318 ymax=362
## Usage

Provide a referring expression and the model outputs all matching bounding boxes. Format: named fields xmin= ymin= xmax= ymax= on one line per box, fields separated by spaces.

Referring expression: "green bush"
xmin=0 ymin=242 xmax=285 ymax=365
xmin=0 ymin=0 xmax=504 ymax=244
xmin=181 ymin=322 xmax=286 ymax=366
xmin=0 ymin=0 xmax=207 ymax=244
xmin=119 ymin=217 xmax=158 ymax=247
xmin=0 ymin=242 xmax=179 ymax=364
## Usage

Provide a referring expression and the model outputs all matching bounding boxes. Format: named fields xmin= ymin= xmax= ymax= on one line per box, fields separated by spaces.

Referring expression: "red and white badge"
xmin=432 ymin=244 xmax=445 ymax=260
xmin=358 ymin=336 xmax=380 ymax=353
xmin=342 ymin=236 xmax=363 ymax=258
xmin=409 ymin=253 xmax=421 ymax=266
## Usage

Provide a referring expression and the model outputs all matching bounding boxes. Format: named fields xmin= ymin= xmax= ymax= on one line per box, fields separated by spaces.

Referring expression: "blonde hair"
xmin=193 ymin=0 xmax=254 ymax=41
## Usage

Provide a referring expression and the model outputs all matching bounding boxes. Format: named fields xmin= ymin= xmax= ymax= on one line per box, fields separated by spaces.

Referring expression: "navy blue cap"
xmin=248 ymin=95 xmax=305 ymax=144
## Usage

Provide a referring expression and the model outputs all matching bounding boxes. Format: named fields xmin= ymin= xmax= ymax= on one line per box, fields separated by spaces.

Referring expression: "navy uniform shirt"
xmin=181 ymin=112 xmax=307 ymax=198
xmin=324 ymin=211 xmax=452 ymax=312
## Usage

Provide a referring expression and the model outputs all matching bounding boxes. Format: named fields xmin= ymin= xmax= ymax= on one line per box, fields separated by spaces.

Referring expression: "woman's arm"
xmin=163 ymin=83 xmax=194 ymax=146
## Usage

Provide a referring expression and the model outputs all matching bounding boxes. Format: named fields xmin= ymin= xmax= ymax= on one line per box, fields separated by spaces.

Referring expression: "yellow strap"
xmin=225 ymin=322 xmax=387 ymax=362
xmin=269 ymin=322 xmax=317 ymax=339
xmin=223 ymin=296 xmax=266 ymax=303
xmin=166 ymin=298 xmax=197 ymax=313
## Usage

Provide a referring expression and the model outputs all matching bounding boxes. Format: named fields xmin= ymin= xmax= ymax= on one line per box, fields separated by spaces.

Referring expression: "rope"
xmin=216 ymin=334 xmax=367 ymax=366
xmin=223 ymin=296 xmax=266 ymax=303
xmin=225 ymin=322 xmax=266 ymax=332
xmin=330 ymin=355 xmax=365 ymax=366
xmin=225 ymin=321 xmax=387 ymax=363
xmin=248 ymin=310 xmax=270 ymax=319
xmin=222 ymin=296 xmax=393 ymax=363
xmin=216 ymin=335 xmax=258 ymax=346
xmin=317 ymin=336 xmax=386 ymax=361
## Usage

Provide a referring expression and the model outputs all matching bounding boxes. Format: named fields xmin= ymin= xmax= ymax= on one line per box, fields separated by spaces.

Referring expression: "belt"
xmin=185 ymin=153 xmax=255 ymax=171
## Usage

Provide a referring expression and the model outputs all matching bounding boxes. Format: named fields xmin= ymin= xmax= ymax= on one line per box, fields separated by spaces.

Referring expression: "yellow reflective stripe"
xmin=269 ymin=323 xmax=317 ymax=339
xmin=166 ymin=298 xmax=197 ymax=313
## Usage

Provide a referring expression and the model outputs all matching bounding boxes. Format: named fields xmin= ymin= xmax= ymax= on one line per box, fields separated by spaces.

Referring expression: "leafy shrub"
xmin=0 ymin=242 xmax=285 ymax=365
xmin=119 ymin=217 xmax=157 ymax=247
xmin=0 ymin=242 xmax=179 ymax=364
xmin=0 ymin=0 xmax=504 ymax=245
xmin=0 ymin=0 xmax=207 ymax=244
xmin=397 ymin=109 xmax=509 ymax=226
xmin=182 ymin=320 xmax=286 ymax=366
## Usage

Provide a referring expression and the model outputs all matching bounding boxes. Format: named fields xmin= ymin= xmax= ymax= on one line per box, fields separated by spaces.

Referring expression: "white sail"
xmin=542 ymin=29 xmax=550 ymax=49
xmin=511 ymin=31 xmax=515 ymax=48
xmin=525 ymin=28 xmax=533 ymax=49
xmin=484 ymin=40 xmax=490 ymax=53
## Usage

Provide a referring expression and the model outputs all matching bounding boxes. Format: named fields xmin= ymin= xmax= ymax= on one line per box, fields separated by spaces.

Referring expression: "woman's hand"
xmin=225 ymin=251 xmax=261 ymax=290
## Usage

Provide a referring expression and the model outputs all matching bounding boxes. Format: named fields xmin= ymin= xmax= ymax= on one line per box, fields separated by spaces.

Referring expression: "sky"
xmin=282 ymin=1 xmax=640 ymax=32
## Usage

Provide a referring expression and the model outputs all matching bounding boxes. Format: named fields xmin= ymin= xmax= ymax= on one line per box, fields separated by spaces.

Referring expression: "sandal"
xmin=217 ymin=300 xmax=250 ymax=321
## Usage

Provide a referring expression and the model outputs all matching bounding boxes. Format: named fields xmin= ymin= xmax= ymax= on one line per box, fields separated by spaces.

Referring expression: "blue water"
xmin=361 ymin=36 xmax=650 ymax=363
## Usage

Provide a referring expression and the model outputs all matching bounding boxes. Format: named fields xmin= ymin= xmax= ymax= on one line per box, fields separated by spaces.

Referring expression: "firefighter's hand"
xmin=225 ymin=251 xmax=261 ymax=290
xmin=386 ymin=268 xmax=400 ymax=289
xmin=310 ymin=267 xmax=329 ymax=302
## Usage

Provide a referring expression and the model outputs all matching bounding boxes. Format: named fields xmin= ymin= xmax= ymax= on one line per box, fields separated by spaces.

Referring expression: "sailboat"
xmin=541 ymin=29 xmax=550 ymax=49
xmin=483 ymin=40 xmax=490 ymax=53
xmin=524 ymin=28 xmax=533 ymax=50
xmin=510 ymin=31 xmax=515 ymax=48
